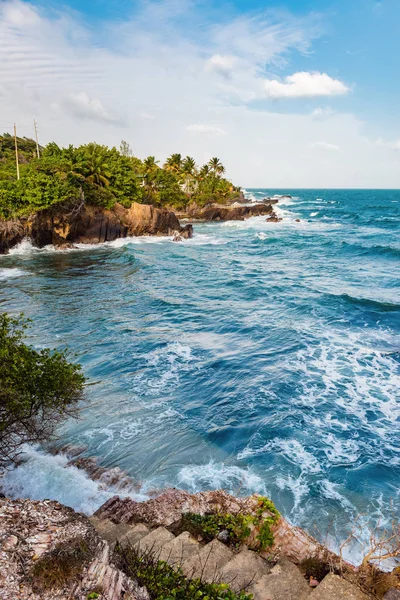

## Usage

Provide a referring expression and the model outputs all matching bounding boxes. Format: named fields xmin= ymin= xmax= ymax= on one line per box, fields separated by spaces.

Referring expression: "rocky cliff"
xmin=177 ymin=202 xmax=277 ymax=221
xmin=0 ymin=202 xmax=193 ymax=254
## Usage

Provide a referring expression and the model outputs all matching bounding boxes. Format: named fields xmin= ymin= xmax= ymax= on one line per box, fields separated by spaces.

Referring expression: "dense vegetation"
xmin=0 ymin=134 xmax=240 ymax=220
xmin=181 ymin=497 xmax=280 ymax=552
xmin=0 ymin=313 xmax=85 ymax=468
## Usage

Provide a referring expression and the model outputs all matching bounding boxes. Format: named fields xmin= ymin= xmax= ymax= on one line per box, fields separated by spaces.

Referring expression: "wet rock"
xmin=0 ymin=202 xmax=193 ymax=254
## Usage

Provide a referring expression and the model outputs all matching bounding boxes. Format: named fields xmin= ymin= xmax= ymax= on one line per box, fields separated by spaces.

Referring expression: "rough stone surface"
xmin=158 ymin=531 xmax=200 ymax=566
xmin=0 ymin=497 xmax=146 ymax=600
xmin=119 ymin=524 xmax=151 ymax=548
xmin=183 ymin=203 xmax=276 ymax=222
xmin=219 ymin=546 xmax=270 ymax=592
xmin=135 ymin=526 xmax=175 ymax=557
xmin=384 ymin=590 xmax=400 ymax=600
xmin=249 ymin=558 xmax=310 ymax=600
xmin=182 ymin=538 xmax=234 ymax=583
xmin=311 ymin=573 xmax=371 ymax=599
xmin=95 ymin=489 xmax=342 ymax=566
xmin=0 ymin=202 xmax=193 ymax=254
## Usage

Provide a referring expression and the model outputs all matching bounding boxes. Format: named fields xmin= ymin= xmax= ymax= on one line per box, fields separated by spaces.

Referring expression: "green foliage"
xmin=181 ymin=497 xmax=280 ymax=552
xmin=0 ymin=313 xmax=85 ymax=468
xmin=0 ymin=134 xmax=238 ymax=219
xmin=31 ymin=536 xmax=95 ymax=592
xmin=181 ymin=513 xmax=252 ymax=548
xmin=114 ymin=542 xmax=252 ymax=600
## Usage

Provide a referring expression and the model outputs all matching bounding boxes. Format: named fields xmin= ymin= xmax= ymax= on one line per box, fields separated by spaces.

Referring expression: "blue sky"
xmin=1 ymin=0 xmax=400 ymax=186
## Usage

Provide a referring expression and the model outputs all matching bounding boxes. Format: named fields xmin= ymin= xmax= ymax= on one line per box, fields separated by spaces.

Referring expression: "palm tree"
xmin=181 ymin=156 xmax=197 ymax=195
xmin=81 ymin=143 xmax=111 ymax=187
xmin=143 ymin=156 xmax=159 ymax=173
xmin=208 ymin=157 xmax=225 ymax=176
xmin=164 ymin=153 xmax=182 ymax=173
xmin=182 ymin=156 xmax=196 ymax=175
xmin=199 ymin=164 xmax=210 ymax=180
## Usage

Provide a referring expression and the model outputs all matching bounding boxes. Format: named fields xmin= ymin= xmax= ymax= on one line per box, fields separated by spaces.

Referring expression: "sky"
xmin=0 ymin=0 xmax=400 ymax=188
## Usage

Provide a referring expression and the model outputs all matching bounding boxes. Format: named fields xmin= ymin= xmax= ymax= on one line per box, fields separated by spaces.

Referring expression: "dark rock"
xmin=295 ymin=219 xmax=300 ymax=222
xmin=190 ymin=203 xmax=275 ymax=221
xmin=0 ymin=202 xmax=193 ymax=253
xmin=384 ymin=590 xmax=400 ymax=600
xmin=267 ymin=215 xmax=283 ymax=223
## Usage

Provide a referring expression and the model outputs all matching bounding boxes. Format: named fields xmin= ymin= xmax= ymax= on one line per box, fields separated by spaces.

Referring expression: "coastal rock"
xmin=94 ymin=488 xmax=348 ymax=567
xmin=0 ymin=202 xmax=193 ymax=254
xmin=184 ymin=202 xmax=276 ymax=221
xmin=0 ymin=497 xmax=146 ymax=600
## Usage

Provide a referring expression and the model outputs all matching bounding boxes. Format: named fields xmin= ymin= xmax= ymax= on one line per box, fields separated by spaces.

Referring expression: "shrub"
xmin=114 ymin=542 xmax=252 ymax=600
xmin=181 ymin=497 xmax=280 ymax=552
xmin=31 ymin=536 xmax=95 ymax=592
xmin=0 ymin=313 xmax=85 ymax=468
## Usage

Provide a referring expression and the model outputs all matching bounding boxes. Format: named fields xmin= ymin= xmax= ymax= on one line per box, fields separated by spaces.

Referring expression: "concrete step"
xmin=136 ymin=526 xmax=175 ymax=557
xmin=181 ymin=538 xmax=234 ymax=583
xmin=310 ymin=573 xmax=370 ymax=600
xmin=119 ymin=523 xmax=150 ymax=549
xmin=249 ymin=558 xmax=310 ymax=600
xmin=158 ymin=531 xmax=200 ymax=567
xmin=89 ymin=517 xmax=132 ymax=547
xmin=219 ymin=546 xmax=270 ymax=592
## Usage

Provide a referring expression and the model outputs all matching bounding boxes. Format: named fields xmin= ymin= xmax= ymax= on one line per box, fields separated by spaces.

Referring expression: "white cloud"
xmin=311 ymin=107 xmax=335 ymax=118
xmin=205 ymin=54 xmax=236 ymax=79
xmin=186 ymin=124 xmax=227 ymax=135
xmin=62 ymin=92 xmax=125 ymax=125
xmin=264 ymin=72 xmax=350 ymax=99
xmin=376 ymin=138 xmax=400 ymax=150
xmin=0 ymin=1 xmax=398 ymax=187
xmin=309 ymin=141 xmax=341 ymax=151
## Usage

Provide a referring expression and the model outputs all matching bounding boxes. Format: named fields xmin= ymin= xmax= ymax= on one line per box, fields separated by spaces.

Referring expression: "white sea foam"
xmin=276 ymin=474 xmax=309 ymax=513
xmin=0 ymin=446 xmax=147 ymax=514
xmin=319 ymin=480 xmax=355 ymax=511
xmin=239 ymin=438 xmax=321 ymax=474
xmin=177 ymin=461 xmax=267 ymax=495
xmin=0 ymin=267 xmax=27 ymax=280
xmin=310 ymin=212 xmax=319 ymax=217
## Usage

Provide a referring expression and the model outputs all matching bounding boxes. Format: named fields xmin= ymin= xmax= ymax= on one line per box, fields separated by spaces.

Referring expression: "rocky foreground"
xmin=1 ymin=491 xmax=398 ymax=599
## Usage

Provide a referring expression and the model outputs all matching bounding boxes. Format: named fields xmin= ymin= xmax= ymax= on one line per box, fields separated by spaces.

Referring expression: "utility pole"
xmin=34 ymin=119 xmax=40 ymax=158
xmin=14 ymin=123 xmax=20 ymax=180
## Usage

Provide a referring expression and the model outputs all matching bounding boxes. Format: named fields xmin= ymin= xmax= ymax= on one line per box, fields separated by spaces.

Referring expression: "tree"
xmin=120 ymin=140 xmax=133 ymax=157
xmin=208 ymin=157 xmax=225 ymax=176
xmin=164 ymin=153 xmax=182 ymax=174
xmin=143 ymin=156 xmax=159 ymax=173
xmin=78 ymin=143 xmax=111 ymax=187
xmin=0 ymin=314 xmax=86 ymax=468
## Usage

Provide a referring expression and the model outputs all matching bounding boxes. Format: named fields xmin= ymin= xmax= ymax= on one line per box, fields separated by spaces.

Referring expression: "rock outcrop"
xmin=0 ymin=202 xmax=193 ymax=254
xmin=0 ymin=497 xmax=147 ymax=600
xmin=179 ymin=202 xmax=276 ymax=222
xmin=94 ymin=489 xmax=340 ymax=565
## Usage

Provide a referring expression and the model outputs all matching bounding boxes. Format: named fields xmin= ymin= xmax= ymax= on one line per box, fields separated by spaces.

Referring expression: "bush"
xmin=181 ymin=497 xmax=280 ymax=552
xmin=31 ymin=536 xmax=95 ymax=592
xmin=114 ymin=542 xmax=252 ymax=600
xmin=0 ymin=313 xmax=85 ymax=468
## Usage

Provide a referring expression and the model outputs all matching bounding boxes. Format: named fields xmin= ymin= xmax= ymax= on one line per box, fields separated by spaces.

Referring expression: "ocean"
xmin=1 ymin=189 xmax=399 ymax=565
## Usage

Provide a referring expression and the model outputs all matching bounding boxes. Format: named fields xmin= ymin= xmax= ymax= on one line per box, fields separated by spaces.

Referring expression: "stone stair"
xmin=90 ymin=517 xmax=372 ymax=599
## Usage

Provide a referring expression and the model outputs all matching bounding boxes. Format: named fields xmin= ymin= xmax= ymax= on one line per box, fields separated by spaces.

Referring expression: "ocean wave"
xmin=177 ymin=461 xmax=267 ymax=495
xmin=0 ymin=445 xmax=148 ymax=515
xmin=341 ymin=241 xmax=400 ymax=260
xmin=0 ymin=267 xmax=27 ymax=280
xmin=331 ymin=292 xmax=400 ymax=312
xmin=238 ymin=438 xmax=321 ymax=474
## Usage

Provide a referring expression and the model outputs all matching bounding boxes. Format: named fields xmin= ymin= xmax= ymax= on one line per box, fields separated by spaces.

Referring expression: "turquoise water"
xmin=1 ymin=189 xmax=399 ymax=563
